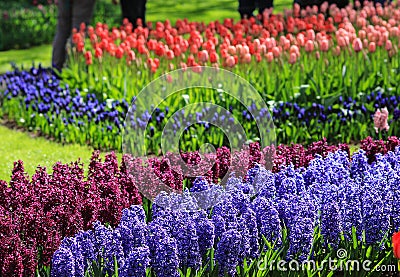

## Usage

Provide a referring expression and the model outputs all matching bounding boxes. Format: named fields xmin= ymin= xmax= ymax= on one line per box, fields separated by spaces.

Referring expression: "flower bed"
xmin=1 ymin=66 xmax=399 ymax=152
xmin=65 ymin=1 xmax=400 ymax=104
xmin=51 ymin=144 xmax=400 ymax=276
xmin=0 ymin=137 xmax=398 ymax=276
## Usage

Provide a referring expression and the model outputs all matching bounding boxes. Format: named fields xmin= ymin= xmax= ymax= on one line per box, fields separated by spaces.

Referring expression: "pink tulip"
xmin=266 ymin=52 xmax=274 ymax=62
xmin=243 ymin=53 xmax=252 ymax=63
xmin=127 ymin=50 xmax=135 ymax=61
xmin=290 ymin=45 xmax=300 ymax=57
xmin=226 ymin=56 xmax=236 ymax=67
xmin=385 ymin=40 xmax=393 ymax=51
xmin=236 ymin=44 xmax=243 ymax=55
xmin=259 ymin=44 xmax=267 ymax=54
xmin=352 ymin=38 xmax=363 ymax=52
xmin=289 ymin=52 xmax=297 ymax=64
xmin=333 ymin=46 xmax=341 ymax=56
xmin=166 ymin=50 xmax=175 ymax=60
xmin=358 ymin=30 xmax=366 ymax=40
xmin=306 ymin=29 xmax=316 ymax=41
xmin=363 ymin=39 xmax=369 ymax=49
xmin=241 ymin=45 xmax=249 ymax=56
xmin=320 ymin=39 xmax=329 ymax=52
xmin=198 ymin=50 xmax=209 ymax=63
xmin=337 ymin=37 xmax=346 ymax=47
xmin=228 ymin=45 xmax=236 ymax=55
xmin=368 ymin=42 xmax=376 ymax=53
xmin=305 ymin=40 xmax=314 ymax=53
xmin=272 ymin=46 xmax=281 ymax=57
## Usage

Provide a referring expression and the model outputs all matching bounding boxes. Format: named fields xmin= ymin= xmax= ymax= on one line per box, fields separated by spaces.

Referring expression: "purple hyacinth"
xmin=147 ymin=222 xmax=180 ymax=277
xmin=389 ymin=165 xmax=400 ymax=232
xmin=350 ymin=150 xmax=370 ymax=180
xmin=215 ymin=229 xmax=242 ymax=276
xmin=168 ymin=212 xmax=202 ymax=270
xmin=212 ymin=214 xmax=226 ymax=241
xmin=192 ymin=211 xmax=215 ymax=257
xmin=120 ymin=246 xmax=150 ymax=277
xmin=212 ymin=194 xmax=253 ymax=263
xmin=274 ymin=165 xmax=303 ymax=198
xmin=74 ymin=230 xmax=96 ymax=272
xmin=190 ymin=177 xmax=209 ymax=192
xmin=51 ymin=246 xmax=75 ymax=277
xmin=341 ymin=179 xmax=363 ymax=241
xmin=320 ymin=200 xmax=342 ymax=248
xmin=286 ymin=216 xmax=315 ymax=261
xmin=246 ymin=165 xmax=276 ymax=200
xmin=361 ymin=171 xmax=390 ymax=245
xmin=252 ymin=196 xmax=282 ymax=248
xmin=242 ymin=209 xmax=259 ymax=259
xmin=117 ymin=205 xmax=147 ymax=256
xmin=92 ymin=221 xmax=125 ymax=275
xmin=58 ymin=237 xmax=84 ymax=276
xmin=278 ymin=195 xmax=316 ymax=261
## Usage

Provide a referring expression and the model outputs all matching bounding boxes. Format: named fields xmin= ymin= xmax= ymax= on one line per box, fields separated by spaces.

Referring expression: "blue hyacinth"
xmin=147 ymin=222 xmax=180 ymax=277
xmin=117 ymin=205 xmax=147 ymax=256
xmin=192 ymin=211 xmax=215 ymax=257
xmin=252 ymin=196 xmax=282 ymax=248
xmin=92 ymin=221 xmax=125 ymax=275
xmin=120 ymin=246 xmax=150 ymax=277
xmin=320 ymin=200 xmax=342 ymax=248
xmin=51 ymin=246 xmax=76 ymax=277
xmin=215 ymin=229 xmax=242 ymax=276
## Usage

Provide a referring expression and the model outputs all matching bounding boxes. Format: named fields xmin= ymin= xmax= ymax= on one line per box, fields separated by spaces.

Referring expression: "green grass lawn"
xmin=0 ymin=44 xmax=52 ymax=73
xmin=0 ymin=124 xmax=122 ymax=182
xmin=0 ymin=122 xmax=360 ymax=182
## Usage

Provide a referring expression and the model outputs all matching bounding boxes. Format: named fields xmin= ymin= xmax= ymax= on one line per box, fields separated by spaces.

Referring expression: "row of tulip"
xmin=51 ymin=145 xmax=400 ymax=276
xmin=63 ymin=1 xmax=400 ymax=105
xmin=1 ymin=66 xmax=399 ymax=152
xmin=0 ymin=136 xmax=398 ymax=276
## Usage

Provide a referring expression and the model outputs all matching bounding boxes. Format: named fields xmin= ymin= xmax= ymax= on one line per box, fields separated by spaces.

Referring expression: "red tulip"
xmin=210 ymin=52 xmax=219 ymax=63
xmin=94 ymin=47 xmax=103 ymax=58
xmin=84 ymin=51 xmax=92 ymax=65
xmin=127 ymin=50 xmax=135 ymax=62
xmin=79 ymin=22 xmax=86 ymax=33
xmin=392 ymin=232 xmax=400 ymax=259
xmin=76 ymin=41 xmax=85 ymax=52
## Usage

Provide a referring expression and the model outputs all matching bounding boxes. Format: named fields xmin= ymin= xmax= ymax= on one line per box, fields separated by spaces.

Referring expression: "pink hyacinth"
xmin=373 ymin=107 xmax=390 ymax=133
